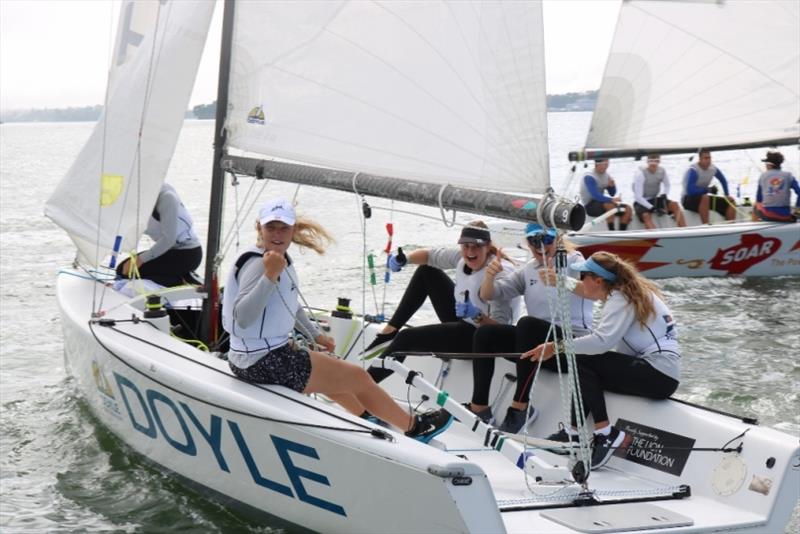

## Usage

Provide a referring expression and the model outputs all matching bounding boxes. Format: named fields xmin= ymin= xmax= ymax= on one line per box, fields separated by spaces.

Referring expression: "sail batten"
xmin=582 ymin=0 xmax=800 ymax=157
xmin=226 ymin=1 xmax=549 ymax=195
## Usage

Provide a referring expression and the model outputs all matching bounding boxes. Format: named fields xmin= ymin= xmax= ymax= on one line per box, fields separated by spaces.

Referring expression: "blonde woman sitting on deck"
xmin=523 ymin=251 xmax=680 ymax=469
xmin=222 ymin=198 xmax=453 ymax=443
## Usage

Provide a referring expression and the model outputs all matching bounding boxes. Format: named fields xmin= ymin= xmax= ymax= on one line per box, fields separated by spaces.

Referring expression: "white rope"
xmin=437 ymin=184 xmax=457 ymax=227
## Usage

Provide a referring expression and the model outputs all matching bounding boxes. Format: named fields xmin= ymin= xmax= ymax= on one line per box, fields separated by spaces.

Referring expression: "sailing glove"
xmin=388 ymin=247 xmax=407 ymax=272
xmin=455 ymin=299 xmax=482 ymax=319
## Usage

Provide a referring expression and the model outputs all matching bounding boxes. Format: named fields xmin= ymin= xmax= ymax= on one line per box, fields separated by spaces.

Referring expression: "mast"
xmin=225 ymin=155 xmax=586 ymax=231
xmin=200 ymin=0 xmax=236 ymax=344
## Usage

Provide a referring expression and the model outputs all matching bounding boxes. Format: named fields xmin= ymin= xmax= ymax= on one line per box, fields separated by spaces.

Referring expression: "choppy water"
xmin=1 ymin=116 xmax=798 ymax=532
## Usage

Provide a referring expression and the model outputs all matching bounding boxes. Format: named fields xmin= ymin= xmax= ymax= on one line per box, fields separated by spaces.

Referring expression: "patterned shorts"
xmin=229 ymin=344 xmax=312 ymax=393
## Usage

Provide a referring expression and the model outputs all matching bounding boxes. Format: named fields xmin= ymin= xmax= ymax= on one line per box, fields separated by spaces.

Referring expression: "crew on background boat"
xmin=752 ymin=151 xmax=800 ymax=222
xmin=682 ymin=149 xmax=737 ymax=223
xmin=523 ymin=251 xmax=680 ymax=470
xmin=632 ymin=155 xmax=687 ymax=229
xmin=222 ymin=198 xmax=453 ymax=443
xmin=580 ymin=158 xmax=632 ymax=231
xmin=116 ymin=183 xmax=202 ymax=286
xmin=473 ymin=224 xmax=594 ymax=433
xmin=366 ymin=223 xmax=518 ymax=390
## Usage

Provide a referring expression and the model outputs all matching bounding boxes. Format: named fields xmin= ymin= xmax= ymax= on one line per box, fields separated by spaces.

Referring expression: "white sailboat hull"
xmin=569 ymin=221 xmax=800 ymax=278
xmin=58 ymin=272 xmax=799 ymax=532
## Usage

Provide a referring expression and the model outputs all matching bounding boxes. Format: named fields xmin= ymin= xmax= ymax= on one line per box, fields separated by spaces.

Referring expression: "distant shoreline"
xmin=0 ymin=91 xmax=597 ymax=123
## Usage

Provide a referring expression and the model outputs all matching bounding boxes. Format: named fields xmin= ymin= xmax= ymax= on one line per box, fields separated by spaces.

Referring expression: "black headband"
xmin=458 ymin=226 xmax=491 ymax=245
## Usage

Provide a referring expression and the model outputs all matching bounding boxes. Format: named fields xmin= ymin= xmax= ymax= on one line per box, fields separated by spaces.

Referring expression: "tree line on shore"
xmin=0 ymin=91 xmax=596 ymax=123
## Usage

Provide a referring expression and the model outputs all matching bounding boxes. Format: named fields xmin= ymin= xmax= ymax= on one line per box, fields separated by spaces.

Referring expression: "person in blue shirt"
xmin=579 ymin=159 xmax=632 ymax=231
xmin=752 ymin=151 xmax=800 ymax=222
xmin=681 ymin=149 xmax=737 ymax=223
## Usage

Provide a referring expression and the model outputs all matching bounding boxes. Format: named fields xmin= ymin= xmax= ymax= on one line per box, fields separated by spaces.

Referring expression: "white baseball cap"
xmin=259 ymin=198 xmax=296 ymax=225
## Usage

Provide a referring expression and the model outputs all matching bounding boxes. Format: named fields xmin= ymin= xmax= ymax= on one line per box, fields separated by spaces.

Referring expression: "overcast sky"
xmin=0 ymin=0 xmax=620 ymax=111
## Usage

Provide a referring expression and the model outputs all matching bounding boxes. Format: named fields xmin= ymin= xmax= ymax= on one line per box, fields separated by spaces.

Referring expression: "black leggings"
xmin=368 ymin=265 xmax=461 ymax=383
xmin=116 ymin=246 xmax=202 ymax=287
xmin=471 ymin=316 xmax=562 ymax=406
xmin=387 ymin=265 xmax=457 ymax=328
xmin=549 ymin=351 xmax=678 ymax=425
xmin=368 ymin=321 xmax=476 ymax=383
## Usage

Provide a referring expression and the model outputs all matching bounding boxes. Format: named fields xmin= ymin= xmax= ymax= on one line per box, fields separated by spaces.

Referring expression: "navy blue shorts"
xmin=229 ymin=344 xmax=312 ymax=392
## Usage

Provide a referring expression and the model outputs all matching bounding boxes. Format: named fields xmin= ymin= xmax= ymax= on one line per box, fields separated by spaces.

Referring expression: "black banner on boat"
xmin=614 ymin=419 xmax=695 ymax=476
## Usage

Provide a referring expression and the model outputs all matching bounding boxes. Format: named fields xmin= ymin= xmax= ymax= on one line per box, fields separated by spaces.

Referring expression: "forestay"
xmin=225 ymin=1 xmax=550 ymax=195
xmin=44 ymin=1 xmax=214 ymax=265
xmin=584 ymin=0 xmax=800 ymax=155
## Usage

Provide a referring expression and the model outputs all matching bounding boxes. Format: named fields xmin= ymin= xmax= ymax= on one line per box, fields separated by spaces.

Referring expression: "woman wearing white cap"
xmin=474 ymin=223 xmax=594 ymax=433
xmin=222 ymin=198 xmax=453 ymax=443
xmin=366 ymin=222 xmax=517 ymax=388
xmin=522 ymin=251 xmax=680 ymax=470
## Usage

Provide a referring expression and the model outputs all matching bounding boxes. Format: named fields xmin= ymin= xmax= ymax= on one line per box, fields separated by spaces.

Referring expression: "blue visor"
xmin=572 ymin=257 xmax=617 ymax=282
xmin=525 ymin=223 xmax=557 ymax=238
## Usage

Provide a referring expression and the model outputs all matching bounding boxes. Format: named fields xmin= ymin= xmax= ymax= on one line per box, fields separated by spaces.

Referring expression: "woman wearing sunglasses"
xmin=472 ymin=223 xmax=594 ymax=433
xmin=366 ymin=222 xmax=518 ymax=388
xmin=522 ymin=251 xmax=680 ymax=470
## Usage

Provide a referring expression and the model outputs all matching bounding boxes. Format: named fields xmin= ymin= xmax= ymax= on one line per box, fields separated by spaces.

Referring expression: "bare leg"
xmin=725 ymin=197 xmax=737 ymax=221
xmin=327 ymin=392 xmax=365 ymax=416
xmin=304 ymin=351 xmax=413 ymax=431
xmin=641 ymin=212 xmax=656 ymax=229
xmin=669 ymin=201 xmax=687 ymax=227
xmin=699 ymin=195 xmax=710 ymax=224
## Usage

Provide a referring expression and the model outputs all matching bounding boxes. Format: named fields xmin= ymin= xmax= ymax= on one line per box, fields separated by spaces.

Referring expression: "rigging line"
xmin=219 ymin=176 xmax=270 ymax=264
xmin=89 ymin=321 xmax=380 ymax=436
xmin=353 ymin=188 xmax=371 ymax=359
xmin=92 ymin=0 xmax=118 ymax=316
xmin=631 ymin=2 xmax=798 ymax=96
xmin=437 ymin=185 xmax=457 ymax=227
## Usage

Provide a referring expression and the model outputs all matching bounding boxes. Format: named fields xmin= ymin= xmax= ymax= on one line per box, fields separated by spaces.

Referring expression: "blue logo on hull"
xmin=114 ymin=373 xmax=346 ymax=517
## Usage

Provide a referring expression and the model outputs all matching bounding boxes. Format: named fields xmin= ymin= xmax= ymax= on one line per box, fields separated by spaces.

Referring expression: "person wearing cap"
xmin=752 ymin=151 xmax=800 ymax=222
xmin=116 ymin=183 xmax=202 ymax=286
xmin=522 ymin=251 xmax=680 ymax=470
xmin=366 ymin=222 xmax=518 ymax=391
xmin=632 ymin=154 xmax=687 ymax=229
xmin=682 ymin=149 xmax=737 ymax=223
xmin=472 ymin=223 xmax=594 ymax=433
xmin=222 ymin=198 xmax=454 ymax=444
xmin=580 ymin=159 xmax=632 ymax=231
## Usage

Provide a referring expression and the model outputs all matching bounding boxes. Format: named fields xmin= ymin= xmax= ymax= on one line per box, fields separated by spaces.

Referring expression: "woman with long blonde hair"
xmin=222 ymin=198 xmax=453 ymax=443
xmin=523 ymin=251 xmax=680 ymax=470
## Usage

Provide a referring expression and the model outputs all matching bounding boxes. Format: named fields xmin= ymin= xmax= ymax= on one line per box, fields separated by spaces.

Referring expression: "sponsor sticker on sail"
xmin=247 ymin=106 xmax=265 ymax=125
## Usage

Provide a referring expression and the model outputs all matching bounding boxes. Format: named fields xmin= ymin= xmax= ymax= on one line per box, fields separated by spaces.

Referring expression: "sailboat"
xmin=46 ymin=1 xmax=799 ymax=532
xmin=564 ymin=0 xmax=800 ymax=278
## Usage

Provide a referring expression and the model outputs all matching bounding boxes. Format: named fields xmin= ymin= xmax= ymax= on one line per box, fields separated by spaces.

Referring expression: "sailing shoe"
xmin=407 ymin=409 xmax=454 ymax=444
xmin=591 ymin=426 xmax=627 ymax=469
xmin=364 ymin=331 xmax=398 ymax=353
xmin=545 ymin=423 xmax=581 ymax=455
xmin=461 ymin=403 xmax=493 ymax=425
xmin=498 ymin=406 xmax=539 ymax=434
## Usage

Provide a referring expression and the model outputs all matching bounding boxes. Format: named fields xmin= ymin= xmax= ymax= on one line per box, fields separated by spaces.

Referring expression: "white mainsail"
xmin=225 ymin=1 xmax=549 ymax=195
xmin=585 ymin=0 xmax=800 ymax=154
xmin=44 ymin=0 xmax=215 ymax=265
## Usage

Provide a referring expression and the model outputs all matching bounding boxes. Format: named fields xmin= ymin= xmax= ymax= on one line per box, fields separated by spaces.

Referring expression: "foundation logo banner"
xmin=614 ymin=419 xmax=695 ymax=476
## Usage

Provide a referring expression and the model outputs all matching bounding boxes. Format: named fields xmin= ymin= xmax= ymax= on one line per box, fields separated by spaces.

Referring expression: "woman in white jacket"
xmin=523 ymin=251 xmax=680 ymax=469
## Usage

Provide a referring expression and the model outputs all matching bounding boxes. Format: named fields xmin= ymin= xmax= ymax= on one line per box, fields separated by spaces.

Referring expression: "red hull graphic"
xmin=709 ymin=234 xmax=781 ymax=275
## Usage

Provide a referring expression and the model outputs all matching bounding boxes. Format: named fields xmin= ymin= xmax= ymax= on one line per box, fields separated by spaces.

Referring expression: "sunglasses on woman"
xmin=526 ymin=233 xmax=555 ymax=248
